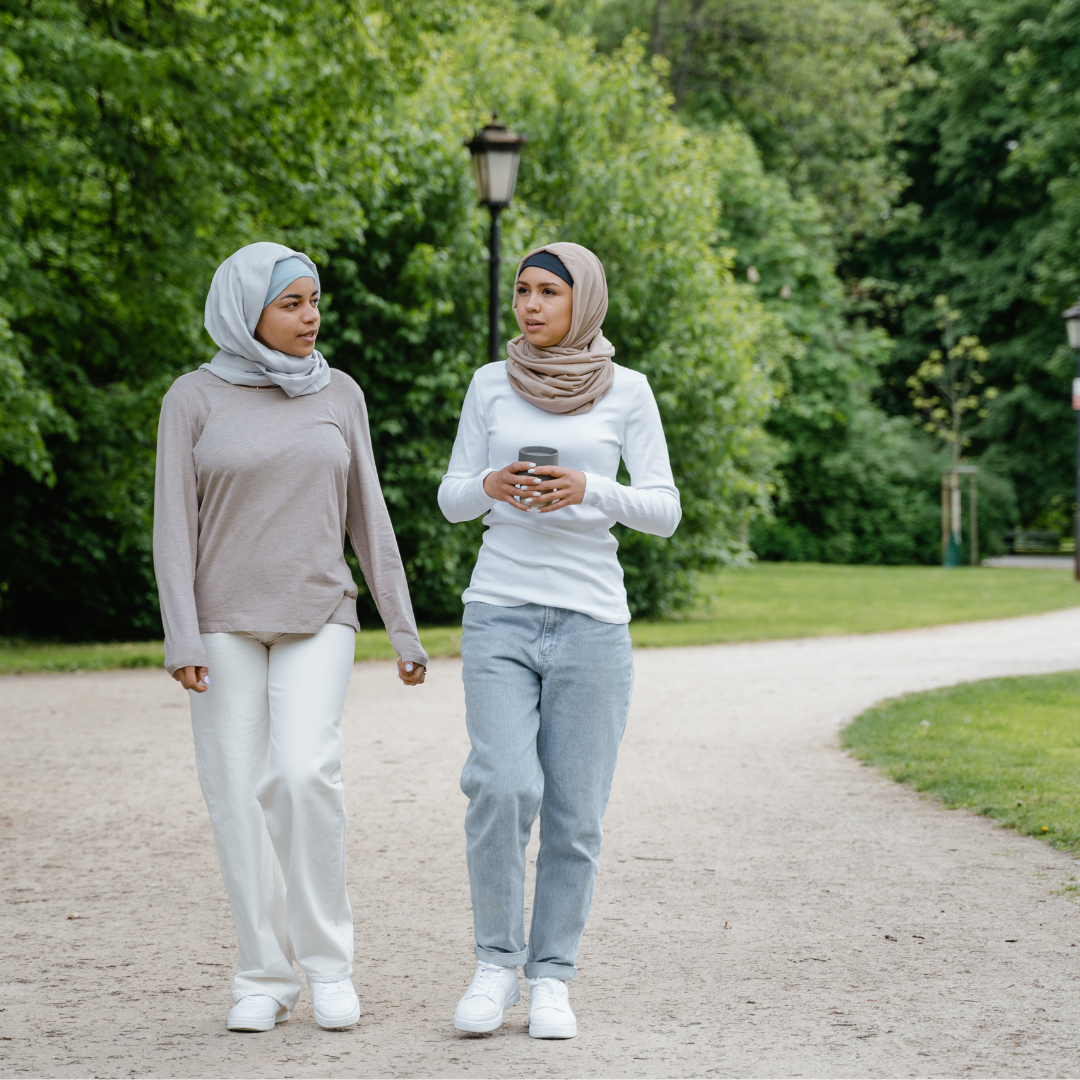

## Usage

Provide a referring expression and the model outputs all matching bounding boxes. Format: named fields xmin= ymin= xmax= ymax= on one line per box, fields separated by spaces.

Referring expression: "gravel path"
xmin=4 ymin=609 xmax=1080 ymax=1078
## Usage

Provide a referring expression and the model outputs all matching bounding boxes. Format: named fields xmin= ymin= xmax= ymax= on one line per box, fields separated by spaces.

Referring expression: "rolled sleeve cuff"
xmin=476 ymin=469 xmax=498 ymax=506
xmin=165 ymin=653 xmax=208 ymax=678
xmin=581 ymin=471 xmax=616 ymax=509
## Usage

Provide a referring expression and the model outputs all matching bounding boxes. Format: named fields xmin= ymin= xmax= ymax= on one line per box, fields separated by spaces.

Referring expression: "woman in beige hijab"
xmin=438 ymin=242 xmax=681 ymax=1039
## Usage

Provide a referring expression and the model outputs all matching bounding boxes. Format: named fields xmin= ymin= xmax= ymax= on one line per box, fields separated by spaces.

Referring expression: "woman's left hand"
xmin=397 ymin=658 xmax=426 ymax=685
xmin=522 ymin=466 xmax=586 ymax=513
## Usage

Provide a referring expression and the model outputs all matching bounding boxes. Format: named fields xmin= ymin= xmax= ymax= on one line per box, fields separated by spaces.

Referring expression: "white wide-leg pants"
xmin=188 ymin=622 xmax=356 ymax=1008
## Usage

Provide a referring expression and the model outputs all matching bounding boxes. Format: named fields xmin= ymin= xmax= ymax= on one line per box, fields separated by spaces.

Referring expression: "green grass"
xmin=0 ymin=625 xmax=462 ymax=675
xmin=630 ymin=562 xmax=1080 ymax=647
xmin=4 ymin=563 xmax=1080 ymax=674
xmin=0 ymin=639 xmax=168 ymax=674
xmin=842 ymin=671 xmax=1080 ymax=854
xmin=353 ymin=625 xmax=462 ymax=662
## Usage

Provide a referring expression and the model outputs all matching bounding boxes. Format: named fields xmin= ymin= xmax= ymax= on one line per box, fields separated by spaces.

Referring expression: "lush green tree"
xmin=850 ymin=0 xmax=1080 ymax=539
xmin=704 ymin=120 xmax=980 ymax=562
xmin=0 ymin=0 xmax=789 ymax=637
xmin=0 ymin=0 xmax=439 ymax=638
xmin=588 ymin=0 xmax=914 ymax=237
xmin=322 ymin=22 xmax=791 ymax=620
xmin=581 ymin=0 xmax=998 ymax=564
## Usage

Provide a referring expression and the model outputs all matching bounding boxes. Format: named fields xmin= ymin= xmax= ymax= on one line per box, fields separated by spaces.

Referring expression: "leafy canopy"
xmin=0 ymin=0 xmax=789 ymax=636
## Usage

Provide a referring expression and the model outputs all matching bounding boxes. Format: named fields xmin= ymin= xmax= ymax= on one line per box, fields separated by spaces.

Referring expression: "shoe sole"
xmin=228 ymin=1008 xmax=290 ymax=1032
xmin=314 ymin=1002 xmax=361 ymax=1030
xmin=454 ymin=987 xmax=521 ymax=1033
xmin=529 ymin=1022 xmax=577 ymax=1039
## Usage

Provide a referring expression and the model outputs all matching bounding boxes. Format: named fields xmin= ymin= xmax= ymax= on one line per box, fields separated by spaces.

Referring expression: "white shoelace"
xmin=314 ymin=979 xmax=354 ymax=999
xmin=469 ymin=961 xmax=512 ymax=1001
xmin=525 ymin=976 xmax=568 ymax=1009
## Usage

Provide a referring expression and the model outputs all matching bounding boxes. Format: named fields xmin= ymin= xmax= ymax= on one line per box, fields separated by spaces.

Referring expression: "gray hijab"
xmin=201 ymin=241 xmax=331 ymax=397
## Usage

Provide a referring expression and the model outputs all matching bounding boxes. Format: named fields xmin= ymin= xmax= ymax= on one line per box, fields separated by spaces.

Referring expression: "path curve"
xmin=4 ymin=608 xmax=1080 ymax=1078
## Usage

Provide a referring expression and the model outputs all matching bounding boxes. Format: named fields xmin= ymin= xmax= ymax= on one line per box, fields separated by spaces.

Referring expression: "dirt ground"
xmin=4 ymin=608 xmax=1080 ymax=1079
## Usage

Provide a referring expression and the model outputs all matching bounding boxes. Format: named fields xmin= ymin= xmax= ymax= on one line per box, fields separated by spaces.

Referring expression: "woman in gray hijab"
xmin=153 ymin=241 xmax=428 ymax=1034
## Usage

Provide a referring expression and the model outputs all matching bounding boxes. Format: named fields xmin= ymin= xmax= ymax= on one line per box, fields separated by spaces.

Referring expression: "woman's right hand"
xmin=397 ymin=658 xmax=427 ymax=686
xmin=174 ymin=666 xmax=209 ymax=692
xmin=482 ymin=462 xmax=556 ymax=511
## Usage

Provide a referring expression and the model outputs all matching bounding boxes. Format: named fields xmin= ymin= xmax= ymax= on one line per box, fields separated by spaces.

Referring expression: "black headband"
xmin=519 ymin=250 xmax=574 ymax=287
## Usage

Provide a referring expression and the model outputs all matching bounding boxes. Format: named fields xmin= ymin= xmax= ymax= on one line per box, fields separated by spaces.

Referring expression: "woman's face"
xmin=254 ymin=277 xmax=320 ymax=356
xmin=514 ymin=265 xmax=573 ymax=348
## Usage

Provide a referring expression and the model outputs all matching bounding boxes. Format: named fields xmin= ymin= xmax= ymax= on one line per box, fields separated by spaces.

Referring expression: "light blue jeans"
xmin=460 ymin=602 xmax=634 ymax=980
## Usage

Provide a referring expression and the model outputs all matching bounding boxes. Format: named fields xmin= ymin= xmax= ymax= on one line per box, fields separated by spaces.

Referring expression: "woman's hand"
xmin=174 ymin=666 xmax=209 ymax=692
xmin=482 ymin=462 xmax=586 ymax=513
xmin=483 ymin=461 xmax=543 ymax=511
xmin=528 ymin=465 xmax=586 ymax=512
xmin=397 ymin=658 xmax=426 ymax=686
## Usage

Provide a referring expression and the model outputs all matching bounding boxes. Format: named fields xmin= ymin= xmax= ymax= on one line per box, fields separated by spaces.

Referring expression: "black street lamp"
xmin=1063 ymin=301 xmax=1080 ymax=581
xmin=465 ymin=115 xmax=527 ymax=364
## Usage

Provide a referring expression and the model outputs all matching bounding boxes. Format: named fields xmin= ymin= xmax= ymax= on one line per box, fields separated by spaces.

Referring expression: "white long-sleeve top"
xmin=438 ymin=360 xmax=681 ymax=623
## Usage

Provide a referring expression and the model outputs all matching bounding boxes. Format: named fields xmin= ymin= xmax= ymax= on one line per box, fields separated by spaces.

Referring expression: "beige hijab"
xmin=505 ymin=242 xmax=615 ymax=416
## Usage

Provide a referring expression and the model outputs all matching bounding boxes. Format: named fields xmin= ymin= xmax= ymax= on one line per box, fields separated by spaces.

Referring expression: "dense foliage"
xmin=591 ymin=0 xmax=914 ymax=234
xmin=590 ymin=0 xmax=948 ymax=562
xmin=0 ymin=0 xmax=786 ymax=637
xmin=592 ymin=0 xmax=1075 ymax=562
xmin=0 ymin=0 xmax=444 ymax=637
xmin=850 ymin=0 xmax=1080 ymax=537
xmin=6 ymin=0 xmax=1079 ymax=641
xmin=323 ymin=27 xmax=789 ymax=621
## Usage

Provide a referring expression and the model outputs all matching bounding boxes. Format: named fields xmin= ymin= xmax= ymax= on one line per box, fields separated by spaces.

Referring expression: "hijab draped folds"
xmin=505 ymin=242 xmax=615 ymax=416
xmin=201 ymin=241 xmax=330 ymax=397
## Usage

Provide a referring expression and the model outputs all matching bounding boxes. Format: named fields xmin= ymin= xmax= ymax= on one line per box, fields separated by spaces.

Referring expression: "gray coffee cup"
xmin=517 ymin=445 xmax=559 ymax=482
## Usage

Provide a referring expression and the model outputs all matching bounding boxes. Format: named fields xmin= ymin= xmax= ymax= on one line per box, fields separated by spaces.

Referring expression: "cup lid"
xmin=518 ymin=445 xmax=559 ymax=466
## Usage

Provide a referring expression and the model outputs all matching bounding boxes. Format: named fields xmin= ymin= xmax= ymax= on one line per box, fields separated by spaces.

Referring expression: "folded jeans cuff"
xmin=474 ymin=943 xmax=527 ymax=968
xmin=523 ymin=961 xmax=577 ymax=981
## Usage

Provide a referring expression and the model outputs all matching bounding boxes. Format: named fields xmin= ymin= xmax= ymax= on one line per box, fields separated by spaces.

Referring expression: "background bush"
xmin=0 ymin=0 xmax=787 ymax=636
xmin=591 ymin=0 xmax=1080 ymax=563
xmin=4 ymin=0 xmax=1078 ymax=640
xmin=323 ymin=23 xmax=791 ymax=622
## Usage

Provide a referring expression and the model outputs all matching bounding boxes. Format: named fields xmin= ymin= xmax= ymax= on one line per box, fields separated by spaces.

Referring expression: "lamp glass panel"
xmin=470 ymin=153 xmax=489 ymax=203
xmin=484 ymin=149 xmax=518 ymax=204
xmin=1068 ymin=317 xmax=1080 ymax=350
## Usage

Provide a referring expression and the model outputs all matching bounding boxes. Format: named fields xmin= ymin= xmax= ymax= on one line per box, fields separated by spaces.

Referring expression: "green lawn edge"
xmin=842 ymin=670 xmax=1080 ymax=856
xmin=4 ymin=563 xmax=1080 ymax=675
xmin=0 ymin=627 xmax=460 ymax=675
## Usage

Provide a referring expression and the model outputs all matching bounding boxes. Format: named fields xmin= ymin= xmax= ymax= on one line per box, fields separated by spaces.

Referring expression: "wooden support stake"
xmin=941 ymin=473 xmax=949 ymax=565
xmin=969 ymin=471 xmax=979 ymax=566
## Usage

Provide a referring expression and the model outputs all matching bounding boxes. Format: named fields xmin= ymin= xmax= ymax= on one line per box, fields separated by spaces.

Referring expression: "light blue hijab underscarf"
xmin=264 ymin=256 xmax=313 ymax=309
xmin=201 ymin=242 xmax=330 ymax=397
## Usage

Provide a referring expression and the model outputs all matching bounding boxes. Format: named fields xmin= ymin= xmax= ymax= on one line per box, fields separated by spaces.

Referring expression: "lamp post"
xmin=465 ymin=115 xmax=527 ymax=364
xmin=1063 ymin=301 xmax=1080 ymax=581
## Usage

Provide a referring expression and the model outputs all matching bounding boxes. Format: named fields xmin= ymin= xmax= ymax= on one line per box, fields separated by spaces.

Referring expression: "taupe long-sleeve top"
xmin=153 ymin=368 xmax=428 ymax=676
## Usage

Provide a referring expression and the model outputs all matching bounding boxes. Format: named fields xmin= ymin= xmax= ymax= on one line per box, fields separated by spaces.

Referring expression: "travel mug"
xmin=514 ymin=446 xmax=559 ymax=509
xmin=517 ymin=445 xmax=559 ymax=481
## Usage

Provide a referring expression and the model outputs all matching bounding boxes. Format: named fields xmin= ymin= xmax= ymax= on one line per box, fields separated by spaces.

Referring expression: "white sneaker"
xmin=526 ymin=976 xmax=577 ymax=1038
xmin=311 ymin=979 xmax=361 ymax=1030
xmin=227 ymin=994 xmax=290 ymax=1032
xmin=453 ymin=960 xmax=521 ymax=1033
